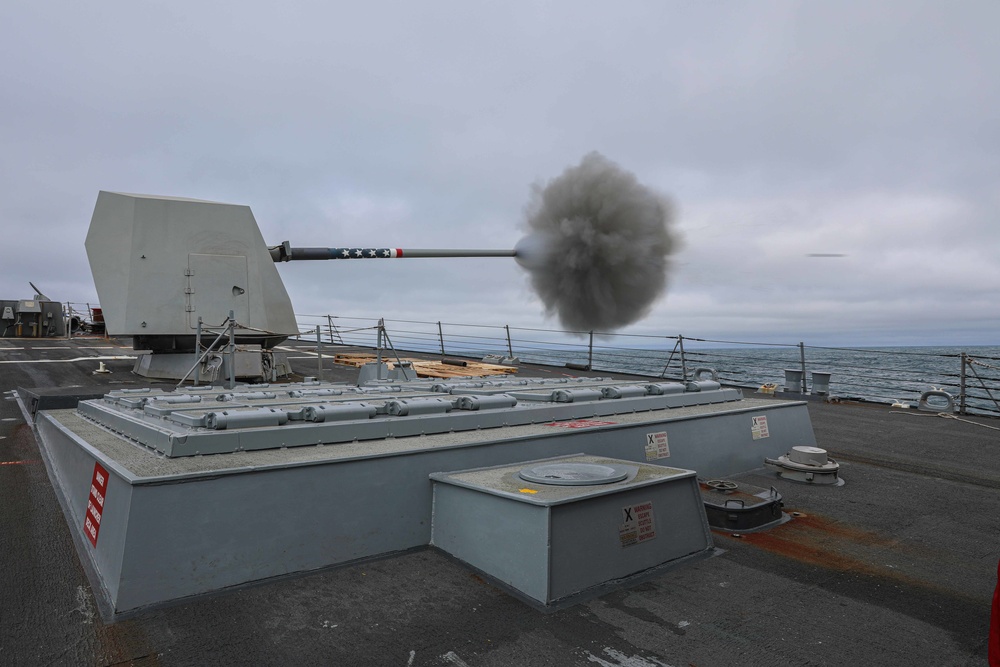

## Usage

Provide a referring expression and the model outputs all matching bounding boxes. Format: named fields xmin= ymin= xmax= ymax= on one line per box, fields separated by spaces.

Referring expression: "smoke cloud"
xmin=515 ymin=152 xmax=677 ymax=332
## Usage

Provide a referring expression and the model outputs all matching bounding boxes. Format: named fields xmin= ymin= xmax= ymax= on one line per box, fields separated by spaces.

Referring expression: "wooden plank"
xmin=332 ymin=353 xmax=516 ymax=378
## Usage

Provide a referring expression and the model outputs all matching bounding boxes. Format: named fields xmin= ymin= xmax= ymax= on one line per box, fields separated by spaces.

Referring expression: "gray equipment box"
xmin=430 ymin=454 xmax=713 ymax=608
xmin=1 ymin=299 xmax=65 ymax=338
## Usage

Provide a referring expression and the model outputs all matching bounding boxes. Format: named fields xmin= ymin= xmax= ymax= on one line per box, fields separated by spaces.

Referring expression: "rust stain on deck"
xmin=720 ymin=510 xmax=919 ymax=584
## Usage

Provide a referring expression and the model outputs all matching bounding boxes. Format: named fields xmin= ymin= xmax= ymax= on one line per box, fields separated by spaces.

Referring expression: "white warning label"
xmin=644 ymin=431 xmax=670 ymax=460
xmin=751 ymin=415 xmax=770 ymax=440
xmin=619 ymin=500 xmax=656 ymax=547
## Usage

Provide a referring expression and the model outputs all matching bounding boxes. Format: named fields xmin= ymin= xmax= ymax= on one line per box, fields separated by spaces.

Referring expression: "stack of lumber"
xmin=332 ymin=353 xmax=516 ymax=379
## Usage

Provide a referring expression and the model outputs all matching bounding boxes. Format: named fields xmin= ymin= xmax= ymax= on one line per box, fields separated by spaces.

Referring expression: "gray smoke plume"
xmin=515 ymin=152 xmax=677 ymax=332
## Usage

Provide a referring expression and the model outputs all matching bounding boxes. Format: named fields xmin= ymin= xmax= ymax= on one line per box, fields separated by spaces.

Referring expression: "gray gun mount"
xmin=86 ymin=192 xmax=299 ymax=352
xmin=85 ymin=191 xmax=514 ymax=380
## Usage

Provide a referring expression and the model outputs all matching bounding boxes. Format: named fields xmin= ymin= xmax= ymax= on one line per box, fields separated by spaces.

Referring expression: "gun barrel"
xmin=269 ymin=242 xmax=515 ymax=262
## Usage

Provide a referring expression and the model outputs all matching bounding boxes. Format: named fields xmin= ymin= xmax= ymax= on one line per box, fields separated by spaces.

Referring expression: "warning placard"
xmin=644 ymin=431 xmax=670 ymax=460
xmin=752 ymin=415 xmax=770 ymax=440
xmin=83 ymin=462 xmax=109 ymax=548
xmin=619 ymin=500 xmax=656 ymax=547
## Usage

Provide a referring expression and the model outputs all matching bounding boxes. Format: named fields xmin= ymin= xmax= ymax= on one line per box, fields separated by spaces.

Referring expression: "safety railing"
xmin=58 ymin=305 xmax=998 ymax=416
xmin=293 ymin=313 xmax=1000 ymax=417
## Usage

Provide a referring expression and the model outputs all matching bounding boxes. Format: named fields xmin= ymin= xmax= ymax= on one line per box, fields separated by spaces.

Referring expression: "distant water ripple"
xmin=516 ymin=345 xmax=1000 ymax=416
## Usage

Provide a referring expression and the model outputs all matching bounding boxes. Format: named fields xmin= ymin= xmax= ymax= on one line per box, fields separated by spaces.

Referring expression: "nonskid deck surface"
xmin=1 ymin=337 xmax=997 ymax=665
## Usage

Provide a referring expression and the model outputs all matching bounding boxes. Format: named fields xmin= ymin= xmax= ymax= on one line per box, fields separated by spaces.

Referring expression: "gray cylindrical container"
xmin=811 ymin=371 xmax=832 ymax=395
xmin=783 ymin=369 xmax=804 ymax=393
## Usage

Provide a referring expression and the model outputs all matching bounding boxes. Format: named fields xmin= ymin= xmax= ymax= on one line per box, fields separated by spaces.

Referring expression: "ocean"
xmin=512 ymin=344 xmax=1000 ymax=417
xmin=306 ymin=315 xmax=1000 ymax=417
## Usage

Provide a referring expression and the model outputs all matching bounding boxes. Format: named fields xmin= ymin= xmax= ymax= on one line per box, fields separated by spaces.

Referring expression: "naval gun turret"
xmin=85 ymin=191 xmax=515 ymax=382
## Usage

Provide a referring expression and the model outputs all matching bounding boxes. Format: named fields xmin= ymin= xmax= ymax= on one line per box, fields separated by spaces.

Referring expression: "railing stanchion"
xmin=438 ymin=321 xmax=445 ymax=356
xmin=227 ymin=311 xmax=236 ymax=390
xmin=316 ymin=325 xmax=323 ymax=381
xmin=194 ymin=317 xmax=203 ymax=387
xmin=960 ymin=352 xmax=967 ymax=414
xmin=678 ymin=334 xmax=688 ymax=381
xmin=799 ymin=342 xmax=807 ymax=393
xmin=505 ymin=325 xmax=513 ymax=358
xmin=588 ymin=331 xmax=594 ymax=371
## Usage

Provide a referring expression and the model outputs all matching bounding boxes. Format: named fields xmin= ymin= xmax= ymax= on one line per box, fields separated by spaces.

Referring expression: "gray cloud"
xmin=1 ymin=1 xmax=997 ymax=347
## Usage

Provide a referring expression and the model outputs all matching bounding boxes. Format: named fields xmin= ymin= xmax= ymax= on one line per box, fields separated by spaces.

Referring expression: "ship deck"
xmin=1 ymin=336 xmax=996 ymax=666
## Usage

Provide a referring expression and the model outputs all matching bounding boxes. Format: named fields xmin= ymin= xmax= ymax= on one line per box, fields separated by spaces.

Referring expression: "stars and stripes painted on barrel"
xmin=329 ymin=248 xmax=403 ymax=259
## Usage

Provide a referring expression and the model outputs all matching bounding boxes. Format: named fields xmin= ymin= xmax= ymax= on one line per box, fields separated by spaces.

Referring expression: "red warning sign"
xmin=83 ymin=461 xmax=109 ymax=548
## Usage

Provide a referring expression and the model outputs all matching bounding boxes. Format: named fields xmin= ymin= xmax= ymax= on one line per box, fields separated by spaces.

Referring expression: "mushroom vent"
xmin=788 ymin=446 xmax=829 ymax=466
xmin=764 ymin=446 xmax=843 ymax=485
xmin=518 ymin=462 xmax=632 ymax=486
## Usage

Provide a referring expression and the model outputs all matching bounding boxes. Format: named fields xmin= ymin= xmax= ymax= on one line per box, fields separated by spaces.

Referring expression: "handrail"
xmin=61 ymin=303 xmax=998 ymax=417
xmin=293 ymin=313 xmax=1000 ymax=417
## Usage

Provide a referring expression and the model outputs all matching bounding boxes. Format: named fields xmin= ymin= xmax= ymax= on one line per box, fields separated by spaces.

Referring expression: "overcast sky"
xmin=1 ymin=1 xmax=997 ymax=348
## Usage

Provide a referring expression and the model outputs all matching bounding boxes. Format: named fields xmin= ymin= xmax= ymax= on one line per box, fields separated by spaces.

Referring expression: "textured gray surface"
xmin=71 ymin=379 xmax=746 ymax=456
xmin=431 ymin=454 xmax=690 ymax=506
xmin=2 ymin=338 xmax=995 ymax=665
xmin=43 ymin=396 xmax=794 ymax=479
xmin=35 ymin=392 xmax=805 ymax=614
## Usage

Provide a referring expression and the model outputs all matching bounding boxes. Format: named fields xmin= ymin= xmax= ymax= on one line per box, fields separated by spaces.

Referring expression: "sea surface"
xmin=513 ymin=344 xmax=1000 ymax=416
xmin=312 ymin=315 xmax=1000 ymax=416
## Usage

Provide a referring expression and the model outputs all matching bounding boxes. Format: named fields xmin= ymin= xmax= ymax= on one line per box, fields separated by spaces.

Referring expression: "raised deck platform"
xmin=34 ymin=374 xmax=812 ymax=617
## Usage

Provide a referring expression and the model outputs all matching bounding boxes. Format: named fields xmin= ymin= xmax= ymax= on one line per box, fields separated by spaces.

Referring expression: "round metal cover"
xmin=518 ymin=462 xmax=631 ymax=486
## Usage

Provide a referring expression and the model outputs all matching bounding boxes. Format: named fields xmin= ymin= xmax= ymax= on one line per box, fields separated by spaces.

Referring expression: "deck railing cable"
xmin=291 ymin=313 xmax=999 ymax=417
xmin=58 ymin=305 xmax=997 ymax=417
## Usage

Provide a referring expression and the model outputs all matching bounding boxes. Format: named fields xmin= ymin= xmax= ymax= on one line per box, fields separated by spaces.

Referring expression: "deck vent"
xmin=765 ymin=446 xmax=842 ymax=485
